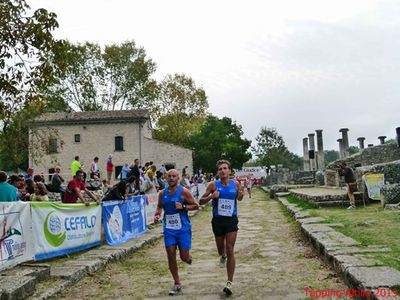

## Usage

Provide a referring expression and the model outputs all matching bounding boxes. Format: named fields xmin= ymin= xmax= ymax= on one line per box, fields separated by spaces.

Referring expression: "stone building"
xmin=29 ymin=110 xmax=192 ymax=180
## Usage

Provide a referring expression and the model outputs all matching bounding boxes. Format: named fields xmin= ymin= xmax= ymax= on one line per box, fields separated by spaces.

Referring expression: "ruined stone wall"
xmin=326 ymin=143 xmax=400 ymax=170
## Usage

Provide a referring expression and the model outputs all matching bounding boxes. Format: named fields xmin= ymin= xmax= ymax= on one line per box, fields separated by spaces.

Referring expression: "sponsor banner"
xmin=102 ymin=196 xmax=147 ymax=246
xmin=145 ymin=194 xmax=159 ymax=225
xmin=362 ymin=174 xmax=385 ymax=200
xmin=31 ymin=202 xmax=101 ymax=261
xmin=235 ymin=167 xmax=267 ymax=180
xmin=0 ymin=201 xmax=34 ymax=271
xmin=197 ymin=183 xmax=207 ymax=198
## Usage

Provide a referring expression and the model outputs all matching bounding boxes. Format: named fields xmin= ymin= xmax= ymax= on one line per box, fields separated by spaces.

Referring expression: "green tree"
xmin=0 ymin=0 xmax=59 ymax=171
xmin=252 ymin=127 xmax=301 ymax=170
xmin=45 ymin=40 xmax=158 ymax=111
xmin=188 ymin=115 xmax=252 ymax=173
xmin=324 ymin=150 xmax=339 ymax=165
xmin=152 ymin=74 xmax=208 ymax=146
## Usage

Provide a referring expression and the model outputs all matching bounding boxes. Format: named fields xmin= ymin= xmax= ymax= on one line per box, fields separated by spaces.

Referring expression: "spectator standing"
xmin=25 ymin=167 xmax=34 ymax=180
xmin=337 ymin=162 xmax=357 ymax=209
xmin=50 ymin=166 xmax=65 ymax=193
xmin=63 ymin=170 xmax=99 ymax=205
xmin=90 ymin=157 xmax=100 ymax=179
xmin=142 ymin=166 xmax=158 ymax=194
xmin=182 ymin=166 xmax=188 ymax=177
xmin=71 ymin=156 xmax=81 ymax=177
xmin=30 ymin=182 xmax=49 ymax=201
xmin=106 ymin=154 xmax=114 ymax=185
xmin=129 ymin=159 xmax=141 ymax=190
xmin=121 ymin=163 xmax=130 ymax=180
xmin=156 ymin=171 xmax=166 ymax=190
xmin=0 ymin=171 xmax=17 ymax=202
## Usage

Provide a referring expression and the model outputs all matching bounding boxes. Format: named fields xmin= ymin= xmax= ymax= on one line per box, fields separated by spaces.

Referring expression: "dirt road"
xmin=58 ymin=189 xmax=346 ymax=299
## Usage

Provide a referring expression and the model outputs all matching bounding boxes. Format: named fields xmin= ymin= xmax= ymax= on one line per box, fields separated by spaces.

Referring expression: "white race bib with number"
xmin=165 ymin=213 xmax=182 ymax=230
xmin=218 ymin=198 xmax=235 ymax=216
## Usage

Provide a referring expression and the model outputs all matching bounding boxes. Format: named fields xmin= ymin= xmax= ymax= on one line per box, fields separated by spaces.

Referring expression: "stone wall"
xmin=30 ymin=122 xmax=193 ymax=181
xmin=264 ymin=169 xmax=313 ymax=186
xmin=142 ymin=138 xmax=193 ymax=175
xmin=326 ymin=143 xmax=400 ymax=170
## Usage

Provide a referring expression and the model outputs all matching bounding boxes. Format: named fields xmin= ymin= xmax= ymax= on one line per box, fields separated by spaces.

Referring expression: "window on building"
xmin=48 ymin=138 xmax=58 ymax=154
xmin=115 ymin=165 xmax=122 ymax=179
xmin=115 ymin=136 xmax=124 ymax=151
xmin=74 ymin=134 xmax=81 ymax=143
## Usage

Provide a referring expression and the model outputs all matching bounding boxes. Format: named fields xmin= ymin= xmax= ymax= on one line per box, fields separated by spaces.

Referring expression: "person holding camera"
xmin=337 ymin=162 xmax=357 ymax=209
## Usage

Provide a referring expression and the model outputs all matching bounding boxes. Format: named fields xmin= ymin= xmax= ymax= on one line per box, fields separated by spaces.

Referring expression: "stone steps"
xmin=272 ymin=192 xmax=400 ymax=300
xmin=0 ymin=264 xmax=50 ymax=300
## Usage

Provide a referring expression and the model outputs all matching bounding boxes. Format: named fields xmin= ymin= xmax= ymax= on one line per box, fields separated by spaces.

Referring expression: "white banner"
xmin=145 ymin=194 xmax=159 ymax=225
xmin=31 ymin=202 xmax=101 ymax=261
xmin=0 ymin=201 xmax=34 ymax=271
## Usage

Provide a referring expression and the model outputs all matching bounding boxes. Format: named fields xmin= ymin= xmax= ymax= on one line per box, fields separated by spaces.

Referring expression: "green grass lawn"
xmin=285 ymin=195 xmax=400 ymax=271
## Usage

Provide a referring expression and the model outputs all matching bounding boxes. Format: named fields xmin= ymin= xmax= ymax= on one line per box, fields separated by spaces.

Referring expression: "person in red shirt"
xmin=106 ymin=154 xmax=114 ymax=185
xmin=63 ymin=170 xmax=100 ymax=205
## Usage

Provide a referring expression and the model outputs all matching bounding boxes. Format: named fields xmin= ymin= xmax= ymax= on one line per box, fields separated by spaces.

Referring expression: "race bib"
xmin=165 ymin=213 xmax=182 ymax=230
xmin=218 ymin=198 xmax=235 ymax=216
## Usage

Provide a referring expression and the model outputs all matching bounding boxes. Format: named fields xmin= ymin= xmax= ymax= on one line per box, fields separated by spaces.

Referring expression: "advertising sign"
xmin=31 ymin=202 xmax=101 ymax=261
xmin=0 ymin=201 xmax=34 ymax=271
xmin=102 ymin=196 xmax=147 ymax=246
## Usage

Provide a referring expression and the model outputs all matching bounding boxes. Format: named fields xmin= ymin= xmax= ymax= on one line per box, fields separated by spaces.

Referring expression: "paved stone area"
xmin=56 ymin=189 xmax=346 ymax=299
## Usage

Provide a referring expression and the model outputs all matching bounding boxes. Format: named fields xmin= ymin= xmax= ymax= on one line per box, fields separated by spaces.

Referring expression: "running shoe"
xmin=223 ymin=281 xmax=233 ymax=295
xmin=347 ymin=205 xmax=356 ymax=210
xmin=219 ymin=255 xmax=227 ymax=268
xmin=169 ymin=283 xmax=182 ymax=296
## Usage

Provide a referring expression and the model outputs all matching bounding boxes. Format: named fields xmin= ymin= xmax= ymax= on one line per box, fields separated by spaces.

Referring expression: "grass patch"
xmin=307 ymin=202 xmax=400 ymax=271
xmin=286 ymin=194 xmax=317 ymax=210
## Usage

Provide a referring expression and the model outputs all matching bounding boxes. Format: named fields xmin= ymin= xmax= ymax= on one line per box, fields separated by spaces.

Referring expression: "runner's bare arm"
xmin=176 ymin=188 xmax=199 ymax=211
xmin=199 ymin=182 xmax=219 ymax=205
xmin=235 ymin=180 xmax=244 ymax=201
xmin=154 ymin=191 xmax=163 ymax=223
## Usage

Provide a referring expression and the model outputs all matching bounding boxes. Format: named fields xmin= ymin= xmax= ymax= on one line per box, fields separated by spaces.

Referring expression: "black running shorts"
xmin=211 ymin=216 xmax=239 ymax=237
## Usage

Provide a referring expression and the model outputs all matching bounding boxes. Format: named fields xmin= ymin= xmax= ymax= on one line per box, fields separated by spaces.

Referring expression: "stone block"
xmin=346 ymin=266 xmax=400 ymax=289
xmin=0 ymin=275 xmax=37 ymax=300
xmin=297 ymin=217 xmax=326 ymax=224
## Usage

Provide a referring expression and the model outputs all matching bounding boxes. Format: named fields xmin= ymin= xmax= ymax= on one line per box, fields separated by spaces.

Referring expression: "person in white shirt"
xmin=90 ymin=157 xmax=100 ymax=179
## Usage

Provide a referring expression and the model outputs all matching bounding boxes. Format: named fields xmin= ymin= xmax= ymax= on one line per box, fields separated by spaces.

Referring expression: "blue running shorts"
xmin=164 ymin=230 xmax=192 ymax=250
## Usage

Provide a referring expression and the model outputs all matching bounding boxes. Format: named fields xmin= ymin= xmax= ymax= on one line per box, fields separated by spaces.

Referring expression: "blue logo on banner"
xmin=102 ymin=196 xmax=147 ymax=246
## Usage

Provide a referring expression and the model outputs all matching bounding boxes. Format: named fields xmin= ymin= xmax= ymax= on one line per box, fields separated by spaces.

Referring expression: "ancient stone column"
xmin=337 ymin=138 xmax=344 ymax=158
xmin=308 ymin=133 xmax=316 ymax=171
xmin=315 ymin=129 xmax=325 ymax=171
xmin=357 ymin=137 xmax=365 ymax=149
xmin=302 ymin=137 xmax=310 ymax=171
xmin=396 ymin=127 xmax=400 ymax=147
xmin=378 ymin=136 xmax=386 ymax=145
xmin=339 ymin=128 xmax=350 ymax=157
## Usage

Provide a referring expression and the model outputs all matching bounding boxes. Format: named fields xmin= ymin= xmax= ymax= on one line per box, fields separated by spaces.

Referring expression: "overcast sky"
xmin=29 ymin=0 xmax=400 ymax=155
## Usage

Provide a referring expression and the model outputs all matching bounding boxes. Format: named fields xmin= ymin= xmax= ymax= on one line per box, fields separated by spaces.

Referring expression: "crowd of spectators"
xmin=0 ymin=156 xmax=209 ymax=204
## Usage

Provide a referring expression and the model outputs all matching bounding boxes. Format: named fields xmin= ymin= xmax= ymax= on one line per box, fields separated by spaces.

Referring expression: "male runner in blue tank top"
xmin=154 ymin=169 xmax=199 ymax=296
xmin=199 ymin=160 xmax=244 ymax=296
